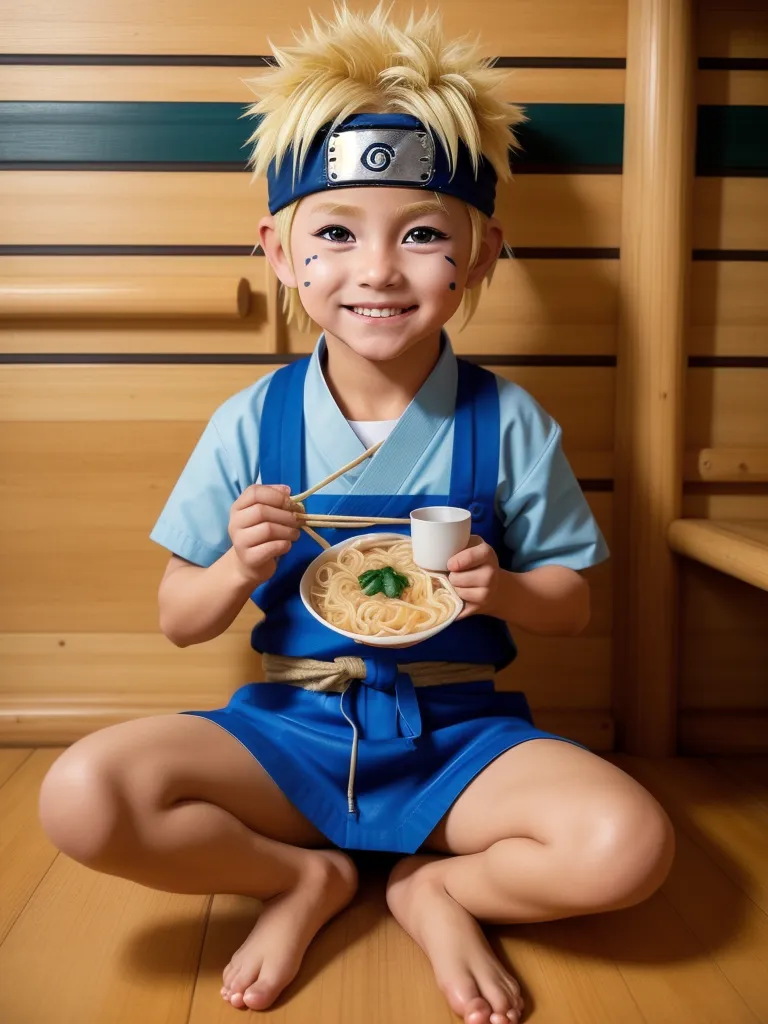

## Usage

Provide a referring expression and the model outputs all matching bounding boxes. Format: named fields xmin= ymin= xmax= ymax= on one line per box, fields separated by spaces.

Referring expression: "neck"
xmin=321 ymin=330 xmax=443 ymax=421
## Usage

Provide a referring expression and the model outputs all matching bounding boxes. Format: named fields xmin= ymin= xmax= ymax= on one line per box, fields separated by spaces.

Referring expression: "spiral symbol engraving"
xmin=360 ymin=142 xmax=396 ymax=172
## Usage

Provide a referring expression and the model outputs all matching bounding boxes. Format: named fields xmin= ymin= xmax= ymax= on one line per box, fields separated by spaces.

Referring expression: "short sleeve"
xmin=496 ymin=381 xmax=610 ymax=573
xmin=149 ymin=415 xmax=240 ymax=567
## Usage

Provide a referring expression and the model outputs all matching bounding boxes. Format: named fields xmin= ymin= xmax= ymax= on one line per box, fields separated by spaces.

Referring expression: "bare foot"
xmin=221 ymin=848 xmax=358 ymax=1011
xmin=386 ymin=855 xmax=525 ymax=1024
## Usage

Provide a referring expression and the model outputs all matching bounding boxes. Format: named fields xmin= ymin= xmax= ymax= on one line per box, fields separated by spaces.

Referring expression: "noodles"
xmin=310 ymin=537 xmax=461 ymax=637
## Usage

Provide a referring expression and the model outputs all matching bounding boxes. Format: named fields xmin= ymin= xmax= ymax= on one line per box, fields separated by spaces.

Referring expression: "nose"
xmin=357 ymin=242 xmax=404 ymax=290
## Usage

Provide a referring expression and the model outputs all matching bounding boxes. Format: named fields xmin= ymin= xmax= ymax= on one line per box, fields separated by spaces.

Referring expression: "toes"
xmin=464 ymin=995 xmax=494 ymax=1024
xmin=225 ymin=967 xmax=256 ymax=1005
xmin=441 ymin=975 xmax=483 ymax=1020
xmin=243 ymin=975 xmax=282 ymax=1011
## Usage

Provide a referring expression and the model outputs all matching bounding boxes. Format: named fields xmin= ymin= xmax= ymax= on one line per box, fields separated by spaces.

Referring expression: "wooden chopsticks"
xmin=287 ymin=441 xmax=409 ymax=548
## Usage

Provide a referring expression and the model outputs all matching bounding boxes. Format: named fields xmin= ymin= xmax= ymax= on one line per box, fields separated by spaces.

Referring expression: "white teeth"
xmin=352 ymin=307 xmax=407 ymax=318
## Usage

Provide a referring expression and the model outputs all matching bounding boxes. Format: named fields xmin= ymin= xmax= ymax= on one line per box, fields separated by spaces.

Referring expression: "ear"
xmin=258 ymin=214 xmax=298 ymax=288
xmin=465 ymin=216 xmax=504 ymax=290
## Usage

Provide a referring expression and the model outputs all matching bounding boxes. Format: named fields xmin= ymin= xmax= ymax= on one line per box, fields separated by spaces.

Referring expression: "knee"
xmin=567 ymin=793 xmax=676 ymax=912
xmin=39 ymin=747 xmax=127 ymax=865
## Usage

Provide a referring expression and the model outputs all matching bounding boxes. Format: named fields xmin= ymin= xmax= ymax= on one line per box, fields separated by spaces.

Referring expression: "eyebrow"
xmin=309 ymin=199 xmax=446 ymax=219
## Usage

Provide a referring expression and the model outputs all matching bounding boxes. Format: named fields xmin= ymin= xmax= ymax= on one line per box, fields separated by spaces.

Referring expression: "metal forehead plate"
xmin=326 ymin=128 xmax=435 ymax=185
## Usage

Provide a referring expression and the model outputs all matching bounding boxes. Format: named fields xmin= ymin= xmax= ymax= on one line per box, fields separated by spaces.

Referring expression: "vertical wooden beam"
xmin=612 ymin=0 xmax=695 ymax=755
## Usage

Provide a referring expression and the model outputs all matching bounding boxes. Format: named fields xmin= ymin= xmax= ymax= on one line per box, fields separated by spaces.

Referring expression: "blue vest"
xmin=250 ymin=355 xmax=518 ymax=673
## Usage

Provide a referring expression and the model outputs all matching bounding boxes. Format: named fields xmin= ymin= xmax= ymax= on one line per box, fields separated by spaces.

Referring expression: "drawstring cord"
xmin=262 ymin=653 xmax=496 ymax=818
xmin=338 ymin=683 xmax=361 ymax=815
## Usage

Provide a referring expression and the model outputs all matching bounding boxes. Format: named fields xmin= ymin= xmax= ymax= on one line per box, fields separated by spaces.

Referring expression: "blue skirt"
xmin=180 ymin=679 xmax=586 ymax=853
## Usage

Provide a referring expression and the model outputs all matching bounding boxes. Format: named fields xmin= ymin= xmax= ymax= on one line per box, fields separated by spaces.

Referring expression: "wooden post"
xmin=612 ymin=0 xmax=695 ymax=755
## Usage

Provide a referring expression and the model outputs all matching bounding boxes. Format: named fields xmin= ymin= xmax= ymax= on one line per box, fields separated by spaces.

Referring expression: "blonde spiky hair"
xmin=243 ymin=1 xmax=526 ymax=335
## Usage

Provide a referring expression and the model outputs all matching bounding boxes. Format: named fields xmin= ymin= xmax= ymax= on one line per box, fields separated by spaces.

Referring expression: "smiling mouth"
xmin=343 ymin=306 xmax=418 ymax=320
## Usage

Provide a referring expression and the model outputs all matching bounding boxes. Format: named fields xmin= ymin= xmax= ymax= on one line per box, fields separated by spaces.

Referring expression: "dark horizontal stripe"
xmin=0 ymin=352 xmax=615 ymax=367
xmin=689 ymin=356 xmax=768 ymax=369
xmin=697 ymin=106 xmax=768 ymax=176
xmin=0 ymin=54 xmax=275 ymax=66
xmin=0 ymin=54 xmax=626 ymax=69
xmin=458 ymin=163 xmax=624 ymax=174
xmin=509 ymin=247 xmax=620 ymax=259
xmin=491 ymin=57 xmax=625 ymax=70
xmin=0 ymin=244 xmax=620 ymax=259
xmin=696 ymin=168 xmax=768 ymax=178
xmin=4 ymin=351 xmax=764 ymax=370
xmin=579 ymin=481 xmax=613 ymax=492
xmin=699 ymin=58 xmax=768 ymax=72
xmin=0 ymin=102 xmax=624 ymax=171
xmin=1 ymin=162 xmax=249 ymax=172
xmin=0 ymin=160 xmax=626 ymax=174
xmin=693 ymin=250 xmax=768 ymax=262
xmin=462 ymin=354 xmax=615 ymax=367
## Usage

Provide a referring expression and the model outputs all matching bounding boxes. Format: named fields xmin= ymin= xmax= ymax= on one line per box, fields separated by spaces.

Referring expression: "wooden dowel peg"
xmin=0 ymin=276 xmax=252 ymax=319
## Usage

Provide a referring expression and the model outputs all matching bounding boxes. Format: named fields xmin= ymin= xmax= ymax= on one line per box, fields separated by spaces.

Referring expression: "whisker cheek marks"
xmin=303 ymin=254 xmax=318 ymax=285
xmin=445 ymin=254 xmax=456 ymax=289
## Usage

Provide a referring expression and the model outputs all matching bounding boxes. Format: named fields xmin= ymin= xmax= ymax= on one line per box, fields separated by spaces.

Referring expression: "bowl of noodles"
xmin=300 ymin=533 xmax=464 ymax=648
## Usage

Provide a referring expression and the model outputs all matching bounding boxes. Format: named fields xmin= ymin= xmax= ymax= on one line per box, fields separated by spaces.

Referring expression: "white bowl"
xmin=299 ymin=532 xmax=463 ymax=649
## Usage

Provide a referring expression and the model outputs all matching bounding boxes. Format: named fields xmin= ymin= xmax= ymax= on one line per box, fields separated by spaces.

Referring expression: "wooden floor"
xmin=1 ymin=750 xmax=767 ymax=1024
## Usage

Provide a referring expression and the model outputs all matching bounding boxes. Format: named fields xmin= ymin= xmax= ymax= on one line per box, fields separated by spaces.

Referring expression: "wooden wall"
xmin=678 ymin=0 xmax=768 ymax=753
xmin=0 ymin=0 xmax=765 ymax=752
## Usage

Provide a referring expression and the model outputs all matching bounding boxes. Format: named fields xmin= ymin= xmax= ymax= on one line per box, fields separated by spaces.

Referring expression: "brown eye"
xmin=405 ymin=227 xmax=448 ymax=244
xmin=316 ymin=225 xmax=352 ymax=243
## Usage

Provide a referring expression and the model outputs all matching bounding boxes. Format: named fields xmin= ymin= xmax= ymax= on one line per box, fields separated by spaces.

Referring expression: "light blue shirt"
xmin=150 ymin=332 xmax=609 ymax=573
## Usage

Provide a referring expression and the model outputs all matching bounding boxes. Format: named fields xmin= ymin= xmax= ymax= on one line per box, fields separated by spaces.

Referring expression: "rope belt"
xmin=262 ymin=653 xmax=496 ymax=815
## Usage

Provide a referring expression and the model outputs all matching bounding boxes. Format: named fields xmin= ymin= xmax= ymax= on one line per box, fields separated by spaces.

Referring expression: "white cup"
xmin=410 ymin=506 xmax=472 ymax=571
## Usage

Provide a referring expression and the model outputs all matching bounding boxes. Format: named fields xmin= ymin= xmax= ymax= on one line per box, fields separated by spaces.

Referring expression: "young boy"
xmin=39 ymin=6 xmax=674 ymax=1024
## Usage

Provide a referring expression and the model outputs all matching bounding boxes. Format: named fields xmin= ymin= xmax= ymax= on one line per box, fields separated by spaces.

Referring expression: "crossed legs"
xmin=39 ymin=718 xmax=674 ymax=1024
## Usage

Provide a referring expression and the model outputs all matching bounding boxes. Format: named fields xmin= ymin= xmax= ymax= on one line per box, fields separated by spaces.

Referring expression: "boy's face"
xmin=260 ymin=186 xmax=502 ymax=364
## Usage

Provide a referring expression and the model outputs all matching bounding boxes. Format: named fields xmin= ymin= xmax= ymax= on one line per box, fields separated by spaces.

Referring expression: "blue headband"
xmin=266 ymin=112 xmax=497 ymax=218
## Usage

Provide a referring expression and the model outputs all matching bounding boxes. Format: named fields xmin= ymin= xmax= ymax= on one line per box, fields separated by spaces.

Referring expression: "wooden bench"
xmin=668 ymin=520 xmax=768 ymax=592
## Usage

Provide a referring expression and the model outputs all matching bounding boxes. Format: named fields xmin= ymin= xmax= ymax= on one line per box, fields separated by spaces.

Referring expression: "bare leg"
xmin=39 ymin=713 xmax=359 ymax=1010
xmin=386 ymin=741 xmax=675 ymax=1024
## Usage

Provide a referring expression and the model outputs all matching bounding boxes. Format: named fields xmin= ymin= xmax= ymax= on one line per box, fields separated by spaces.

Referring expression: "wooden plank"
xmin=679 ymin=560 xmax=768 ymax=712
xmin=0 ymin=749 xmax=60 ymax=943
xmin=0 ymin=749 xmax=32 ymax=785
xmin=683 ymin=493 xmax=768 ymax=521
xmin=551 ymin=890 xmax=760 ymax=1023
xmin=669 ymin=520 xmax=768 ymax=592
xmin=679 ymin=712 xmax=768 ymax=755
xmin=0 ymin=365 xmax=615 ymax=430
xmin=709 ymin=756 xmax=768 ymax=813
xmin=0 ymin=0 xmax=628 ymax=57
xmin=0 ymin=172 xmax=623 ymax=249
xmin=615 ymin=755 xmax=768 ymax=915
xmin=687 ymin=370 xmax=768 ymax=450
xmin=0 ymin=255 xmax=620 ymax=357
xmin=694 ymin=179 xmax=768 ymax=252
xmin=699 ymin=4 xmax=768 ymax=60
xmin=0 ymin=852 xmax=208 ymax=1024
xmin=689 ymin=261 xmax=768 ymax=358
xmin=610 ymin=754 xmax=768 ymax=1023
xmin=698 ymin=71 xmax=768 ymax=106
xmin=0 ymin=65 xmax=627 ymax=104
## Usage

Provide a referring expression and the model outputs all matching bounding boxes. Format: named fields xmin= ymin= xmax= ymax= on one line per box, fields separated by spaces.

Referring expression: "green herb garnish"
xmin=358 ymin=566 xmax=410 ymax=599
